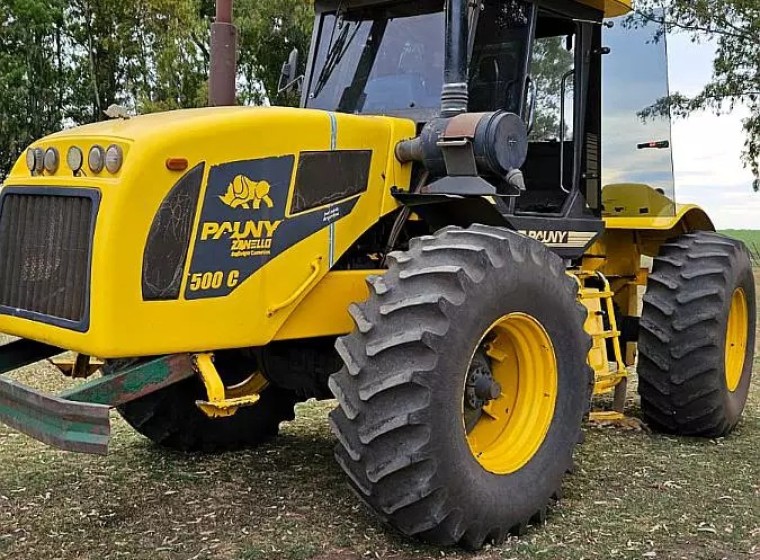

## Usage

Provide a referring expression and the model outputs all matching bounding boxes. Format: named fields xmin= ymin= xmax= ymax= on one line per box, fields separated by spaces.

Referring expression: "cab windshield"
xmin=305 ymin=3 xmax=445 ymax=120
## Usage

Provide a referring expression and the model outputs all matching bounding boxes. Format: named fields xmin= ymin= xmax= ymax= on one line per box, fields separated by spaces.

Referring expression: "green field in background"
xmin=721 ymin=230 xmax=760 ymax=247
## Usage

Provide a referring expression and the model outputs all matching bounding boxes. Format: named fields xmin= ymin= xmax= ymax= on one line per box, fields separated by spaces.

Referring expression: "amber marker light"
xmin=166 ymin=158 xmax=189 ymax=171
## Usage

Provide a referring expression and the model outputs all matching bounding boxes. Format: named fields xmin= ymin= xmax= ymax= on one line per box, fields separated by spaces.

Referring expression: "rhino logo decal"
xmin=219 ymin=175 xmax=274 ymax=210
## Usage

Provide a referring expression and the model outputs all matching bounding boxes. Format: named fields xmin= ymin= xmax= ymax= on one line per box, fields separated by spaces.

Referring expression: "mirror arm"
xmin=525 ymin=76 xmax=537 ymax=134
xmin=278 ymin=75 xmax=305 ymax=95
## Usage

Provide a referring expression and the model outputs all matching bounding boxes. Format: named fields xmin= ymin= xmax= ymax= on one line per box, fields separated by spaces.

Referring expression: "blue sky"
xmin=666 ymin=35 xmax=757 ymax=229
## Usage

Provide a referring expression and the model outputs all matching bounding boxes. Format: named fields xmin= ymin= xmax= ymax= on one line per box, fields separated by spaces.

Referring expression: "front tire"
xmin=329 ymin=225 xmax=592 ymax=548
xmin=638 ymin=231 xmax=756 ymax=437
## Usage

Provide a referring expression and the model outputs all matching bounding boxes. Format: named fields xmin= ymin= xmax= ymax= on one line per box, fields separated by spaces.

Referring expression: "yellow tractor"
xmin=0 ymin=0 xmax=755 ymax=549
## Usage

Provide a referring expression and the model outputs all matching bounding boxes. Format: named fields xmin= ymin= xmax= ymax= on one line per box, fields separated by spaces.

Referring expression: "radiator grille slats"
xmin=0 ymin=193 xmax=94 ymax=326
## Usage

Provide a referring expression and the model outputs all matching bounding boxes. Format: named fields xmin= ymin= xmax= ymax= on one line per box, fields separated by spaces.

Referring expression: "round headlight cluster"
xmin=25 ymin=148 xmax=44 ymax=174
xmin=88 ymin=145 xmax=106 ymax=173
xmin=43 ymin=148 xmax=59 ymax=173
xmin=67 ymin=146 xmax=84 ymax=173
xmin=25 ymin=143 xmax=125 ymax=175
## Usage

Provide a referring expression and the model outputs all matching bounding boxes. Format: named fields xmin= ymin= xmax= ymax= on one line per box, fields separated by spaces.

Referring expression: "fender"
xmin=605 ymin=204 xmax=715 ymax=258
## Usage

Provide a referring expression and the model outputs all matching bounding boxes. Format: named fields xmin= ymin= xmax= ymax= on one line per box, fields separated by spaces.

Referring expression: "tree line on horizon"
xmin=0 ymin=0 xmax=312 ymax=177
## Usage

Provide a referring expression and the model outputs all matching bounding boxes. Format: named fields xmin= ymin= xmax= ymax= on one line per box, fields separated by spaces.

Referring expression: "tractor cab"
xmin=299 ymin=0 xmax=675 ymax=256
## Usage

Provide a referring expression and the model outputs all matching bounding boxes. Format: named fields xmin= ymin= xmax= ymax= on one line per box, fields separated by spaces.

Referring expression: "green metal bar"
xmin=59 ymin=354 xmax=196 ymax=407
xmin=0 ymin=377 xmax=110 ymax=454
xmin=0 ymin=339 xmax=62 ymax=375
xmin=0 ymin=353 xmax=196 ymax=455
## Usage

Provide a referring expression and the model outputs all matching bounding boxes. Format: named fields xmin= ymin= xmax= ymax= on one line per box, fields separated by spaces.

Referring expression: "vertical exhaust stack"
xmin=396 ymin=0 xmax=533 ymax=189
xmin=440 ymin=0 xmax=470 ymax=117
xmin=209 ymin=0 xmax=238 ymax=107
xmin=395 ymin=0 xmax=473 ymax=163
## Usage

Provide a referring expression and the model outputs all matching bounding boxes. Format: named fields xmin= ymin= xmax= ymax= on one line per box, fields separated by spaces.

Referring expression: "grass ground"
xmin=1 ymin=275 xmax=758 ymax=560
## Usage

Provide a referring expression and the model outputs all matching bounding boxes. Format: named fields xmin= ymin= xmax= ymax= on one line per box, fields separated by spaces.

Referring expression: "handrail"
xmin=267 ymin=257 xmax=323 ymax=317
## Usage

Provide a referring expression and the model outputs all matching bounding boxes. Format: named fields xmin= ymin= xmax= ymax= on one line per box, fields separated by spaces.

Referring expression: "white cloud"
xmin=666 ymin=35 xmax=757 ymax=229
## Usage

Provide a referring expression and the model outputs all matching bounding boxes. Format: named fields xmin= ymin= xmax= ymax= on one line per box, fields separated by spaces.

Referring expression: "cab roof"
xmin=315 ymin=0 xmax=633 ymax=18
xmin=577 ymin=0 xmax=632 ymax=17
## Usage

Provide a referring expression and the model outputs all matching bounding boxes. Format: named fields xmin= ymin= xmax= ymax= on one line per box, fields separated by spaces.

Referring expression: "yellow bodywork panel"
xmin=604 ymin=203 xmax=714 ymax=259
xmin=1 ymin=107 xmax=415 ymax=357
xmin=603 ymin=183 xmax=676 ymax=218
xmin=605 ymin=204 xmax=714 ymax=234
xmin=586 ymin=186 xmax=716 ymax=371
xmin=275 ymin=270 xmax=380 ymax=340
xmin=603 ymin=182 xmax=714 ymax=236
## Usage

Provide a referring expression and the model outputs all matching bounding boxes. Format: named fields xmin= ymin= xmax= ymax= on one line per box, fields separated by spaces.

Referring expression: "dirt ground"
xmin=1 ymin=274 xmax=758 ymax=560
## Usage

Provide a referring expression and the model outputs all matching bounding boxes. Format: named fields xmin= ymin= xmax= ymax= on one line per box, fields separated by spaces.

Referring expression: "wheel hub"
xmin=465 ymin=352 xmax=502 ymax=411
xmin=463 ymin=313 xmax=558 ymax=475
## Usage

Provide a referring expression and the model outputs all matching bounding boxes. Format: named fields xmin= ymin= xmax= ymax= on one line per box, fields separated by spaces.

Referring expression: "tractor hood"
xmin=10 ymin=106 xmax=395 ymax=178
xmin=1 ymin=106 xmax=415 ymax=357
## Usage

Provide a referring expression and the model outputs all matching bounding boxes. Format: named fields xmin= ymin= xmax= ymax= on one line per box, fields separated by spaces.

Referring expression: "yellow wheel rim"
xmin=725 ymin=288 xmax=749 ymax=393
xmin=464 ymin=313 xmax=558 ymax=475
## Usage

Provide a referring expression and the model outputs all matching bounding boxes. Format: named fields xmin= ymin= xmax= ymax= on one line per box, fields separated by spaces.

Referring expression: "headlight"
xmin=67 ymin=146 xmax=84 ymax=173
xmin=26 ymin=148 xmax=43 ymax=174
xmin=88 ymin=145 xmax=105 ymax=173
xmin=105 ymin=144 xmax=123 ymax=174
xmin=44 ymin=147 xmax=59 ymax=173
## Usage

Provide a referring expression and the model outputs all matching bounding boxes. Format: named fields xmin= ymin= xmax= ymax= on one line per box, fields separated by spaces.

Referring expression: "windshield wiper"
xmin=312 ymin=19 xmax=360 ymax=98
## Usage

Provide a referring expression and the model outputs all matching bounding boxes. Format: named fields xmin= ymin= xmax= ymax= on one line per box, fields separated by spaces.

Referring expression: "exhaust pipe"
xmin=396 ymin=0 xmax=471 ymax=162
xmin=440 ymin=0 xmax=470 ymax=117
xmin=396 ymin=0 xmax=530 ymax=191
xmin=209 ymin=0 xmax=238 ymax=106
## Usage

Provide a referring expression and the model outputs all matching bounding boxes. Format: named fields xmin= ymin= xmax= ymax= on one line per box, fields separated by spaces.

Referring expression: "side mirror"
xmin=278 ymin=48 xmax=302 ymax=94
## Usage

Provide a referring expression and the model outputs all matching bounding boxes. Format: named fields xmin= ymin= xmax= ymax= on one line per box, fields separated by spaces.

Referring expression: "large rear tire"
xmin=105 ymin=352 xmax=298 ymax=452
xmin=329 ymin=225 xmax=592 ymax=549
xmin=638 ymin=231 xmax=756 ymax=437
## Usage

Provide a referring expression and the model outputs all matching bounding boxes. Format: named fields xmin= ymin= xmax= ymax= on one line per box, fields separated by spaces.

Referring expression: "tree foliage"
xmin=0 ymin=0 xmax=314 ymax=179
xmin=0 ymin=0 xmax=67 ymax=176
xmin=634 ymin=1 xmax=760 ymax=191
xmin=529 ymin=35 xmax=574 ymax=142
xmin=235 ymin=0 xmax=313 ymax=106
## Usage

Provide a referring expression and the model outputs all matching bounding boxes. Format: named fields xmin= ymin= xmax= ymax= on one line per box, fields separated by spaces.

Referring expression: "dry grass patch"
xmin=1 ymin=274 xmax=759 ymax=560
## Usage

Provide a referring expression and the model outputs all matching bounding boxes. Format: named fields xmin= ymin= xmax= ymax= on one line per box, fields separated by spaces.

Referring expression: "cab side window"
xmin=469 ymin=0 xmax=533 ymax=114
xmin=517 ymin=15 xmax=577 ymax=213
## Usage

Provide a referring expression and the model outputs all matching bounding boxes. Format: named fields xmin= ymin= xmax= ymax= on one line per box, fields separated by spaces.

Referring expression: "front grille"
xmin=0 ymin=190 xmax=96 ymax=328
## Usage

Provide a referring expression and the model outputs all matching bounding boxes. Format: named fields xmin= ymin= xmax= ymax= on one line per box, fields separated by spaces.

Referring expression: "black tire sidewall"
xmin=639 ymin=232 xmax=756 ymax=437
